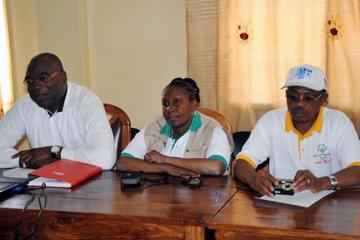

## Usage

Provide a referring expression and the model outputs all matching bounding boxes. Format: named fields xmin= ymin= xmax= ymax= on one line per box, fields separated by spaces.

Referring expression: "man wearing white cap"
xmin=234 ymin=64 xmax=360 ymax=197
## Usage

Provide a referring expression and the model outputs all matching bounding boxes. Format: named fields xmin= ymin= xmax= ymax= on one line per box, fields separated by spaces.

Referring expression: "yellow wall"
xmin=6 ymin=0 xmax=38 ymax=102
xmin=6 ymin=0 xmax=187 ymax=129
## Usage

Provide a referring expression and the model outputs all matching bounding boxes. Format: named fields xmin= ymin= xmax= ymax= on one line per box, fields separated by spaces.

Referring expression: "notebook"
xmin=28 ymin=159 xmax=102 ymax=188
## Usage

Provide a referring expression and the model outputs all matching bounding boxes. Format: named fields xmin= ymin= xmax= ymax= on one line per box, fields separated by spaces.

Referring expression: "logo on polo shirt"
xmin=317 ymin=144 xmax=327 ymax=154
xmin=314 ymin=144 xmax=331 ymax=165
xmin=295 ymin=67 xmax=312 ymax=79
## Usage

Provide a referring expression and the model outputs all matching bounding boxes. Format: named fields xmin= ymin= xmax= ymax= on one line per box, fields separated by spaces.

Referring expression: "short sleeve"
xmin=206 ymin=127 xmax=231 ymax=168
xmin=236 ymin=113 xmax=272 ymax=168
xmin=121 ymin=127 xmax=147 ymax=160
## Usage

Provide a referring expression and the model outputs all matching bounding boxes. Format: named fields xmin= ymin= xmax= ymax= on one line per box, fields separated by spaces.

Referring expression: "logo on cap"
xmin=295 ymin=67 xmax=312 ymax=80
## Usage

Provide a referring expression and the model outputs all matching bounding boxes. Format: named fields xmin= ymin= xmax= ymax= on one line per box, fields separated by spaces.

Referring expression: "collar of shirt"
xmin=47 ymin=88 xmax=68 ymax=117
xmin=160 ymin=111 xmax=202 ymax=138
xmin=285 ymin=107 xmax=324 ymax=140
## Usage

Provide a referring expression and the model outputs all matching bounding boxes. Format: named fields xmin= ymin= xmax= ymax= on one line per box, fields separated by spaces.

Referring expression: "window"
xmin=0 ymin=0 xmax=13 ymax=115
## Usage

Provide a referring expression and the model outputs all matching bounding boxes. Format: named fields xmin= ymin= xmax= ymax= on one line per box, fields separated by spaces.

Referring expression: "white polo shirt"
xmin=236 ymin=107 xmax=360 ymax=179
xmin=122 ymin=112 xmax=231 ymax=171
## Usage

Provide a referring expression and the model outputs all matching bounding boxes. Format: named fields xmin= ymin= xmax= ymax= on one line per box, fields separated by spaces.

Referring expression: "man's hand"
xmin=12 ymin=146 xmax=55 ymax=169
xmin=144 ymin=150 xmax=167 ymax=164
xmin=293 ymin=169 xmax=328 ymax=193
xmin=248 ymin=169 xmax=278 ymax=197
xmin=163 ymin=164 xmax=199 ymax=179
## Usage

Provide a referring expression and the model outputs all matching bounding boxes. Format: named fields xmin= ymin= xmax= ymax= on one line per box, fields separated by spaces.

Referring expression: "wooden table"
xmin=0 ymin=171 xmax=237 ymax=240
xmin=208 ymin=185 xmax=360 ymax=240
xmin=2 ymin=172 xmax=359 ymax=240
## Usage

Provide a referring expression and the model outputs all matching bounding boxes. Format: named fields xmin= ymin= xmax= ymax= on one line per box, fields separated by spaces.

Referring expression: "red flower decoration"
xmin=239 ymin=32 xmax=249 ymax=40
xmin=330 ymin=27 xmax=338 ymax=36
xmin=326 ymin=15 xmax=342 ymax=40
xmin=237 ymin=23 xmax=251 ymax=42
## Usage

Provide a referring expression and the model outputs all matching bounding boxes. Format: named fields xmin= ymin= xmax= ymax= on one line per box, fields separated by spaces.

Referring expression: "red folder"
xmin=29 ymin=159 xmax=102 ymax=188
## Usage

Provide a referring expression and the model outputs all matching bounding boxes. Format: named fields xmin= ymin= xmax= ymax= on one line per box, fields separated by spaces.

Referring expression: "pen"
xmin=215 ymin=190 xmax=221 ymax=203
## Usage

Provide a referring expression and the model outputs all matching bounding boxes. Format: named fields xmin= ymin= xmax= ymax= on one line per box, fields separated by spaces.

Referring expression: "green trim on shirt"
xmin=120 ymin=152 xmax=135 ymax=158
xmin=159 ymin=111 xmax=202 ymax=138
xmin=208 ymin=154 xmax=227 ymax=169
xmin=160 ymin=123 xmax=172 ymax=137
xmin=189 ymin=112 xmax=202 ymax=132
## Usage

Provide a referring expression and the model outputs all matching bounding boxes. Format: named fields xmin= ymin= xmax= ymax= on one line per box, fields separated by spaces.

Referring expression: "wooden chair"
xmin=197 ymin=107 xmax=233 ymax=133
xmin=197 ymin=107 xmax=234 ymax=174
xmin=104 ymin=103 xmax=131 ymax=161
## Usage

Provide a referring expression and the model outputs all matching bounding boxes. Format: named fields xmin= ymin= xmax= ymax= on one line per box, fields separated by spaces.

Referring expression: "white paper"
xmin=256 ymin=190 xmax=334 ymax=208
xmin=28 ymin=177 xmax=71 ymax=188
xmin=2 ymin=168 xmax=71 ymax=188
xmin=2 ymin=168 xmax=33 ymax=179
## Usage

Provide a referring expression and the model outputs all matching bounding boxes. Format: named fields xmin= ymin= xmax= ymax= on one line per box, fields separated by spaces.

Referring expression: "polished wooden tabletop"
xmin=208 ymin=185 xmax=360 ymax=240
xmin=1 ymin=171 xmax=360 ymax=240
xmin=0 ymin=171 xmax=238 ymax=240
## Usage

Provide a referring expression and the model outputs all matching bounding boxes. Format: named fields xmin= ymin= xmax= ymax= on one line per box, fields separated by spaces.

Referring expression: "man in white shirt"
xmin=0 ymin=52 xmax=115 ymax=169
xmin=234 ymin=64 xmax=360 ymax=196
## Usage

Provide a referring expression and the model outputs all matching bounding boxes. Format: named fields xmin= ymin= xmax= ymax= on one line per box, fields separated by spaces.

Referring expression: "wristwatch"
xmin=327 ymin=175 xmax=339 ymax=190
xmin=50 ymin=145 xmax=63 ymax=160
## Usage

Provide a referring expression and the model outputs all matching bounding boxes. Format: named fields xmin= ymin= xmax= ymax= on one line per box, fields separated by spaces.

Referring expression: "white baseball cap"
xmin=282 ymin=64 xmax=327 ymax=91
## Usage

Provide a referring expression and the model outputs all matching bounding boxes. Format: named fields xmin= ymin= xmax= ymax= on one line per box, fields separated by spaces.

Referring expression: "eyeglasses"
xmin=286 ymin=92 xmax=323 ymax=104
xmin=24 ymin=70 xmax=62 ymax=85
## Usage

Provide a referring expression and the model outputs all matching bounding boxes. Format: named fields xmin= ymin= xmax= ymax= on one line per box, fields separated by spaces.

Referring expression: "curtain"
xmin=186 ymin=0 xmax=360 ymax=133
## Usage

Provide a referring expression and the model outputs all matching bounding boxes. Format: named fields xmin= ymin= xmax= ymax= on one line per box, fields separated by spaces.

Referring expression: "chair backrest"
xmin=231 ymin=131 xmax=269 ymax=173
xmin=131 ymin=127 xmax=140 ymax=139
xmin=104 ymin=103 xmax=131 ymax=160
xmin=230 ymin=131 xmax=251 ymax=174
xmin=231 ymin=131 xmax=251 ymax=160
xmin=197 ymin=107 xmax=233 ymax=133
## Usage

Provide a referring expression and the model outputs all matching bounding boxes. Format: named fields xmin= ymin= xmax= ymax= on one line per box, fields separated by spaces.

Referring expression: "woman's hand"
xmin=163 ymin=164 xmax=199 ymax=179
xmin=144 ymin=150 xmax=167 ymax=164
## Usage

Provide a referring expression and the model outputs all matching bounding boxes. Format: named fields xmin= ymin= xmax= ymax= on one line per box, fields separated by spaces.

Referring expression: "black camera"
xmin=121 ymin=171 xmax=143 ymax=188
xmin=184 ymin=176 xmax=203 ymax=188
xmin=273 ymin=179 xmax=294 ymax=195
